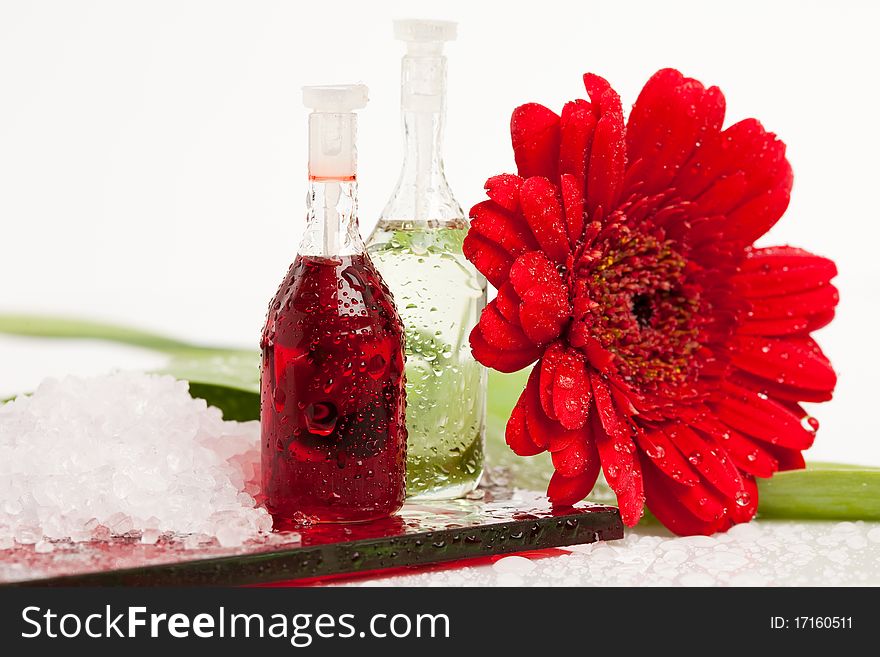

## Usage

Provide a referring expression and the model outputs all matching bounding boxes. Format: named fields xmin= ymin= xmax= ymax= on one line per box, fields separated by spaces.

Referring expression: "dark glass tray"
xmin=1 ymin=486 xmax=622 ymax=586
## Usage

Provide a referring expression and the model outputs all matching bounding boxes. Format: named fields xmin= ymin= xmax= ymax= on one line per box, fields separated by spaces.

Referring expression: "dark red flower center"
xmin=571 ymin=221 xmax=705 ymax=395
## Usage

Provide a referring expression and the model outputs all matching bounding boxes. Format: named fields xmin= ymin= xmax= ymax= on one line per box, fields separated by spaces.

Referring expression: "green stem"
xmin=0 ymin=314 xmax=198 ymax=353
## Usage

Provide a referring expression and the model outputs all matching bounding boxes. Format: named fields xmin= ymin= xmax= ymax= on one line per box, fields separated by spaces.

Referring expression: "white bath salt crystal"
xmin=495 ymin=572 xmax=525 ymax=586
xmin=15 ymin=528 xmax=40 ymax=545
xmin=106 ymin=512 xmax=134 ymax=534
xmin=845 ymin=534 xmax=868 ymax=550
xmin=867 ymin=526 xmax=880 ymax=543
xmin=676 ymin=535 xmax=718 ymax=549
xmin=726 ymin=522 xmax=762 ymax=541
xmin=255 ymin=512 xmax=273 ymax=530
xmin=3 ymin=499 xmax=22 ymax=515
xmin=215 ymin=526 xmax=248 ymax=548
xmin=237 ymin=492 xmax=256 ymax=508
xmin=34 ymin=540 xmax=54 ymax=554
xmin=140 ymin=529 xmax=161 ymax=545
xmin=492 ymin=556 xmax=536 ymax=575
xmin=0 ymin=535 xmax=14 ymax=550
xmin=182 ymin=535 xmax=203 ymax=550
xmin=662 ymin=550 xmax=688 ymax=566
xmin=92 ymin=525 xmax=111 ymax=541
xmin=729 ymin=572 xmax=769 ymax=586
xmin=0 ymin=372 xmax=270 ymax=549
xmin=694 ymin=550 xmax=748 ymax=572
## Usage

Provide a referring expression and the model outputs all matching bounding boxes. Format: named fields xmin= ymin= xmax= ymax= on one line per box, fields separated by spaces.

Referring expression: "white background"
xmin=1 ymin=0 xmax=878 ymax=466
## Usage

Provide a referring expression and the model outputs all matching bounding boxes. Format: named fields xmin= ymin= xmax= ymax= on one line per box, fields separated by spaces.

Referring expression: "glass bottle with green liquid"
xmin=367 ymin=19 xmax=487 ymax=499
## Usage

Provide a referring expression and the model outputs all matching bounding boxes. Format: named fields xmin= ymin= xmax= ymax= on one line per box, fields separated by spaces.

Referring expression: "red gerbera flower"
xmin=464 ymin=69 xmax=838 ymax=535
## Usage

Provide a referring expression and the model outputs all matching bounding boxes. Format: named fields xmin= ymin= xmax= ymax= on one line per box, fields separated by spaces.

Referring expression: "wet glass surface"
xmin=1 ymin=480 xmax=622 ymax=586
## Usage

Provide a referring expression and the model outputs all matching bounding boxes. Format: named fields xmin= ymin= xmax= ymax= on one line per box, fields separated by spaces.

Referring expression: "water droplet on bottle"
xmin=273 ymin=387 xmax=286 ymax=412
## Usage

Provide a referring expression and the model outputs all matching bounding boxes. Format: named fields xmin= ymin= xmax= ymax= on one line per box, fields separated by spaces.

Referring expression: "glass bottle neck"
xmin=299 ymin=179 xmax=365 ymax=257
xmin=380 ymin=56 xmax=464 ymax=228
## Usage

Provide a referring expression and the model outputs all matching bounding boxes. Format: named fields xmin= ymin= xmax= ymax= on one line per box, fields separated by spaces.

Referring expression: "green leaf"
xmin=187 ymin=383 xmax=259 ymax=423
xmin=159 ymin=349 xmax=260 ymax=394
xmin=757 ymin=466 xmax=880 ymax=520
xmin=0 ymin=314 xmax=262 ymax=419
xmin=0 ymin=314 xmax=196 ymax=352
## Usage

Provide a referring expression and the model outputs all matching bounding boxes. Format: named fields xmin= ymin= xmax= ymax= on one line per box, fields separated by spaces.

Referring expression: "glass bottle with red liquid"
xmin=261 ymin=85 xmax=406 ymax=524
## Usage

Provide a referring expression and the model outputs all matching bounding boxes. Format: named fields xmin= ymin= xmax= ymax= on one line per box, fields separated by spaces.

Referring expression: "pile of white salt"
xmin=0 ymin=372 xmax=271 ymax=550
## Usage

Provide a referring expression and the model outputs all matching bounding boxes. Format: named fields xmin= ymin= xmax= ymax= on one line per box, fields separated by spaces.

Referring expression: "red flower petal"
xmin=559 ymin=99 xmax=596 ymax=191
xmin=494 ymin=282 xmax=521 ymax=323
xmin=511 ymin=103 xmax=560 ymax=179
xmin=484 ymin=174 xmax=524 ymax=213
xmin=732 ymin=370 xmax=834 ymax=404
xmin=551 ymin=436 xmax=600 ymax=479
xmin=462 ymin=232 xmax=513 ymax=288
xmin=547 ymin=468 xmax=601 ymax=507
xmin=470 ymin=200 xmax=539 ymax=259
xmin=539 ymin=342 xmax=563 ymax=420
xmin=731 ymin=335 xmax=837 ymax=394
xmin=676 ymin=119 xmax=792 ymax=242
xmin=583 ymin=74 xmax=626 ymax=219
xmin=737 ymin=310 xmax=836 ymax=337
xmin=477 ymin=301 xmax=533 ymax=352
xmin=506 ymin=373 xmax=545 ymax=457
xmin=761 ymin=442 xmax=806 ymax=472
xmin=469 ymin=319 xmax=540 ymax=374
xmin=641 ymin=458 xmax=730 ymax=536
xmin=551 ymin=348 xmax=591 ymax=430
xmin=676 ymin=119 xmax=785 ymax=200
xmin=581 ymin=336 xmax=615 ymax=372
xmin=634 ymin=428 xmax=700 ymax=487
xmin=560 ymin=173 xmax=585 ymax=245
xmin=673 ymin=477 xmax=728 ymax=523
xmin=744 ymin=285 xmax=839 ymax=326
xmin=690 ymin=414 xmax=779 ymax=478
xmin=523 ymin=363 xmax=584 ymax=452
xmin=715 ymin=381 xmax=816 ymax=450
xmin=518 ymin=285 xmax=571 ymax=346
xmin=515 ymin=366 xmax=583 ymax=454
xmin=508 ymin=252 xmax=571 ymax=346
xmin=733 ymin=246 xmax=837 ymax=298
xmin=625 ymin=68 xmax=726 ymax=196
xmin=537 ymin=342 xmax=592 ymax=430
xmin=509 ymin=250 xmax=566 ymax=296
xmin=725 ymin=165 xmax=793 ymax=245
xmin=664 ymin=424 xmax=744 ymax=500
xmin=519 ymin=177 xmax=571 ymax=263
xmin=591 ymin=375 xmax=644 ymax=526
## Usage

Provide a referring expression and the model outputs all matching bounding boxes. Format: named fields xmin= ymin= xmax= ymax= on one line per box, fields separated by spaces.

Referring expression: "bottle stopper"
xmin=393 ymin=20 xmax=456 ymax=113
xmin=302 ymin=84 xmax=369 ymax=180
